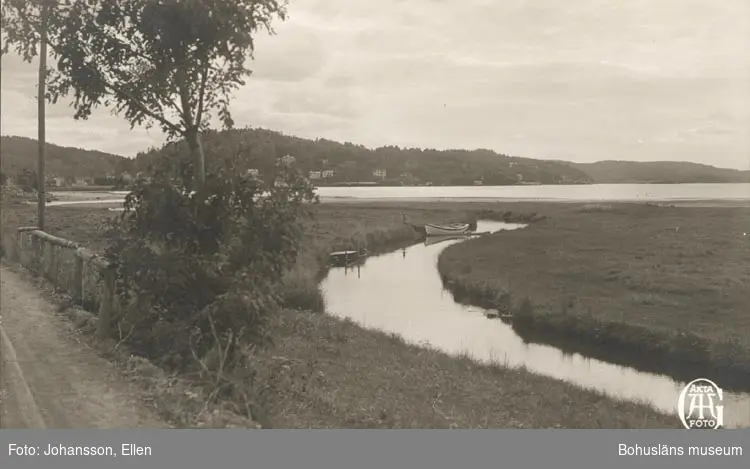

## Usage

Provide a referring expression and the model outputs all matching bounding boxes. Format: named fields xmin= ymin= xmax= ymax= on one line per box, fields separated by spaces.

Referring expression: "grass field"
xmin=0 ymin=200 xmax=681 ymax=428
xmin=438 ymin=202 xmax=750 ymax=389
xmin=249 ymin=309 xmax=677 ymax=428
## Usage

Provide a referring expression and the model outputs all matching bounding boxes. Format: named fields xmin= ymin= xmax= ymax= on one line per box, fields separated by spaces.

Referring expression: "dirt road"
xmin=0 ymin=264 xmax=168 ymax=428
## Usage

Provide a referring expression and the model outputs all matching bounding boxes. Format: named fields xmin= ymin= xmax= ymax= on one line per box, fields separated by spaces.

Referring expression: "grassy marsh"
xmin=438 ymin=203 xmax=750 ymax=389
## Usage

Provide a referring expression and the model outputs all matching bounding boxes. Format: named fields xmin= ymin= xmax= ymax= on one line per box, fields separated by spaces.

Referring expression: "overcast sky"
xmin=2 ymin=0 xmax=749 ymax=169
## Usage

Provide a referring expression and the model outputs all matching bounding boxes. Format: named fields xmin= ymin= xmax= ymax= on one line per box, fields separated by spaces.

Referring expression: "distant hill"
xmin=133 ymin=127 xmax=595 ymax=186
xmin=0 ymin=135 xmax=133 ymax=180
xmin=9 ymin=132 xmax=744 ymax=187
xmin=572 ymin=160 xmax=750 ymax=184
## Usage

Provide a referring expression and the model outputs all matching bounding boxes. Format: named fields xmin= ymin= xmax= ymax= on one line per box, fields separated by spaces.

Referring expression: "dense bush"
xmin=105 ymin=153 xmax=317 ymax=375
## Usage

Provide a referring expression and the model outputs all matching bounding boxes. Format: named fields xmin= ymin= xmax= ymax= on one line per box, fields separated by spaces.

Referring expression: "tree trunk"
xmin=186 ymin=127 xmax=206 ymax=188
xmin=37 ymin=3 xmax=49 ymax=231
xmin=175 ymin=65 xmax=205 ymax=189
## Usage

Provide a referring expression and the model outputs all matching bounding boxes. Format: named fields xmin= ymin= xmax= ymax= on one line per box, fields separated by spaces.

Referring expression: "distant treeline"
xmin=0 ymin=135 xmax=131 ymax=180
xmin=573 ymin=160 xmax=750 ymax=184
xmin=3 ymin=131 xmax=749 ymax=188
xmin=132 ymin=128 xmax=594 ymax=186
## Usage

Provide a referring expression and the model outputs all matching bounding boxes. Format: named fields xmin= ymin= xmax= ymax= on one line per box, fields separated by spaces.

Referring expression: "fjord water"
xmin=49 ymin=182 xmax=750 ymax=206
xmin=314 ymin=183 xmax=750 ymax=201
xmin=320 ymin=220 xmax=750 ymax=428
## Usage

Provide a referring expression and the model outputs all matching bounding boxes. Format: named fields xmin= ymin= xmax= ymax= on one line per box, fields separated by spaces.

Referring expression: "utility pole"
xmin=37 ymin=0 xmax=49 ymax=231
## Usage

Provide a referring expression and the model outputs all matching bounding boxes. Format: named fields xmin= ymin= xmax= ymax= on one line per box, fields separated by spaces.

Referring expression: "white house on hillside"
xmin=373 ymin=168 xmax=387 ymax=179
xmin=279 ymin=154 xmax=296 ymax=166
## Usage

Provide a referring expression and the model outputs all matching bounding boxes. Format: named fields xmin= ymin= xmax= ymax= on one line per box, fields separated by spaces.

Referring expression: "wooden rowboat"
xmin=329 ymin=248 xmax=368 ymax=266
xmin=424 ymin=223 xmax=471 ymax=236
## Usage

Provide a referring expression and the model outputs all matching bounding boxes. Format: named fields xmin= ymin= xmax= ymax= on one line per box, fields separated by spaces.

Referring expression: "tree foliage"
xmin=2 ymin=0 xmax=288 ymax=186
xmin=1 ymin=0 xmax=49 ymax=61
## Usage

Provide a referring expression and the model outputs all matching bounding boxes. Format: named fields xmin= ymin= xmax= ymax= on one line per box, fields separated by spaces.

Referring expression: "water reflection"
xmin=320 ymin=220 xmax=750 ymax=428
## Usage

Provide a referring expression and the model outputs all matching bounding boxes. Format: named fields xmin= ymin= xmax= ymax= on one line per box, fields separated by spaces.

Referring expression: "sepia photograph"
xmin=1 ymin=0 xmax=748 ymax=439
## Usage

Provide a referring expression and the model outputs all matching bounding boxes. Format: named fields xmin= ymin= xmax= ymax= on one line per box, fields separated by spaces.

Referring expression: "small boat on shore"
xmin=424 ymin=223 xmax=471 ymax=236
xmin=329 ymin=248 xmax=369 ymax=266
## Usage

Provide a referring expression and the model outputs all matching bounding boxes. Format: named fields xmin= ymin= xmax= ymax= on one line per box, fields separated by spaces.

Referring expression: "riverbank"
xmin=1 ymin=201 xmax=680 ymax=427
xmin=250 ymin=308 xmax=677 ymax=428
xmin=438 ymin=203 xmax=750 ymax=390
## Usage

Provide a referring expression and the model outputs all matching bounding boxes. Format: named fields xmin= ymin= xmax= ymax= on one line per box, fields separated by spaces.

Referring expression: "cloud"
xmin=1 ymin=55 xmax=161 ymax=157
xmin=1 ymin=0 xmax=749 ymax=169
xmin=251 ymin=26 xmax=326 ymax=82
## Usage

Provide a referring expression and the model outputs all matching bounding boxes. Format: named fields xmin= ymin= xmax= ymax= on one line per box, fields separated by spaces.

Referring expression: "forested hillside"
xmin=0 ymin=135 xmax=132 ymax=180
xmin=133 ymin=127 xmax=594 ymax=186
xmin=7 ymin=130 xmax=746 ymax=187
xmin=573 ymin=160 xmax=750 ymax=184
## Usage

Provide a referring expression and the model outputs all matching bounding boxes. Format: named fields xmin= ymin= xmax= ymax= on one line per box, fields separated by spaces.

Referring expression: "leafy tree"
xmin=4 ymin=1 xmax=318 ymax=394
xmin=2 ymin=0 xmax=288 ymax=190
xmin=106 ymin=151 xmax=317 ymax=374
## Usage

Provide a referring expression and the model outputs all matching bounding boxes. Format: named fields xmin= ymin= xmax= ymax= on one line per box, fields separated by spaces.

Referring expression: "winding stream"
xmin=320 ymin=220 xmax=750 ymax=428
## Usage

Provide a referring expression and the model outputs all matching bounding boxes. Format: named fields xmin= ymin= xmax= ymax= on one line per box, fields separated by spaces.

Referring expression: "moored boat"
xmin=329 ymin=248 xmax=369 ymax=266
xmin=424 ymin=223 xmax=471 ymax=236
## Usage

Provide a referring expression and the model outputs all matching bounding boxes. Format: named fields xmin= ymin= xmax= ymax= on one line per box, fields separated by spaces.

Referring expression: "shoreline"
xmin=315 ymin=197 xmax=750 ymax=207
xmin=436 ymin=203 xmax=750 ymax=393
xmin=37 ymin=194 xmax=750 ymax=209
